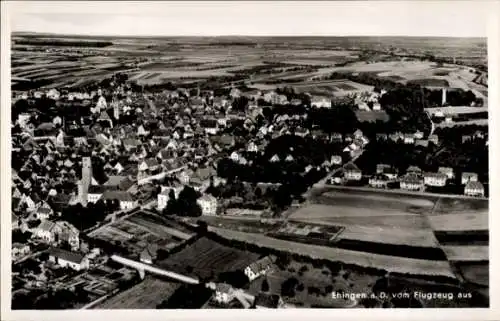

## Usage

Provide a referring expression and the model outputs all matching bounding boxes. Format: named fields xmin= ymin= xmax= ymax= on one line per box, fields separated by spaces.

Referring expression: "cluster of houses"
xmin=331 ymin=162 xmax=485 ymax=197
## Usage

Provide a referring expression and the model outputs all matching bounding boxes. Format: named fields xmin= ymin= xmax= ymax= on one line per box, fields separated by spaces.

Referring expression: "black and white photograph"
xmin=1 ymin=0 xmax=498 ymax=318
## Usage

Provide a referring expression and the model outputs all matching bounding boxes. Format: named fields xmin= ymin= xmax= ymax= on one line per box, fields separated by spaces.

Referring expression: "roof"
xmin=247 ymin=256 xmax=274 ymax=274
xmin=462 ymin=172 xmax=478 ymax=178
xmin=48 ymin=247 xmax=84 ymax=264
xmin=254 ymin=293 xmax=281 ymax=308
xmin=424 ymin=172 xmax=448 ymax=179
xmin=37 ymin=220 xmax=56 ymax=232
xmin=98 ymin=110 xmax=111 ymax=120
xmin=101 ymin=190 xmax=135 ymax=202
xmin=215 ymin=283 xmax=233 ymax=294
xmin=88 ymin=185 xmax=119 ymax=194
xmin=344 ymin=163 xmax=361 ymax=172
xmin=401 ymin=173 xmax=423 ymax=184
xmin=465 ymin=181 xmax=484 ymax=190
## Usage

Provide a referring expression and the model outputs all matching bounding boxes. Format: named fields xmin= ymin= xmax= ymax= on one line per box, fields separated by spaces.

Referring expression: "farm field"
xmin=337 ymin=225 xmax=440 ymax=248
xmin=295 ymin=214 xmax=432 ymax=230
xmin=433 ymin=197 xmax=489 ymax=215
xmin=89 ymin=210 xmax=195 ymax=255
xmin=441 ymin=246 xmax=489 ymax=261
xmin=157 ymin=237 xmax=260 ymax=279
xmin=425 ymin=106 xmax=488 ymax=115
xmin=434 ymin=119 xmax=488 ymax=127
xmin=455 ymin=262 xmax=489 ymax=286
xmin=427 ymin=213 xmax=487 ymax=232
xmin=209 ymin=227 xmax=457 ymax=278
xmin=96 ymin=276 xmax=180 ymax=309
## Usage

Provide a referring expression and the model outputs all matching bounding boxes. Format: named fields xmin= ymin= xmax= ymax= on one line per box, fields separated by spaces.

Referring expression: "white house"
xmin=101 ymin=191 xmax=138 ymax=210
xmin=464 ymin=181 xmax=485 ymax=197
xmin=214 ymin=283 xmax=234 ymax=304
xmin=461 ymin=172 xmax=479 ymax=185
xmin=197 ymin=194 xmax=218 ymax=216
xmin=48 ymin=247 xmax=89 ymax=271
xmin=311 ymin=96 xmax=332 ymax=108
xmin=12 ymin=243 xmax=31 ymax=260
xmin=244 ymin=256 xmax=275 ymax=282
xmin=424 ymin=172 xmax=447 ymax=187
xmin=343 ymin=163 xmax=362 ymax=181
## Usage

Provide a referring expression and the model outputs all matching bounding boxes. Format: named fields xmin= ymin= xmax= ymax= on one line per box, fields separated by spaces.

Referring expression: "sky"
xmin=8 ymin=1 xmax=492 ymax=37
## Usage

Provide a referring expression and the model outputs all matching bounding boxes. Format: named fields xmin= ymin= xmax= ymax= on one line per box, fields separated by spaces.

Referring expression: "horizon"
xmin=8 ymin=1 xmax=491 ymax=38
xmin=11 ymin=31 xmax=487 ymax=40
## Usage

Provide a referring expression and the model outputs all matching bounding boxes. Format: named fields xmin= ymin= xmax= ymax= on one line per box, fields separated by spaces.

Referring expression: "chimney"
xmin=441 ymin=88 xmax=447 ymax=106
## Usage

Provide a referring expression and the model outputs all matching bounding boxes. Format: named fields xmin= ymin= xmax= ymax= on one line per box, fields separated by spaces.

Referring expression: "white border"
xmin=2 ymin=1 xmax=499 ymax=320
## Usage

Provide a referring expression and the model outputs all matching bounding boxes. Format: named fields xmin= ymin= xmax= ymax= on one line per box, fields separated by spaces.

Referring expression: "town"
xmin=10 ymin=33 xmax=489 ymax=309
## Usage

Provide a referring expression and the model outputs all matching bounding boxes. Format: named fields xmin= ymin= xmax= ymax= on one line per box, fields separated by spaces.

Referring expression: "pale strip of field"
xmin=442 ymin=246 xmax=489 ymax=261
xmin=292 ymin=214 xmax=432 ymax=230
xmin=209 ymin=227 xmax=456 ymax=278
xmin=289 ymin=204 xmax=423 ymax=220
xmin=427 ymin=213 xmax=488 ymax=231
xmin=96 ymin=276 xmax=180 ymax=309
xmin=435 ymin=119 xmax=488 ymax=127
xmin=425 ymin=106 xmax=488 ymax=114
xmin=338 ymin=225 xmax=440 ymax=247
xmin=322 ymin=192 xmax=436 ymax=207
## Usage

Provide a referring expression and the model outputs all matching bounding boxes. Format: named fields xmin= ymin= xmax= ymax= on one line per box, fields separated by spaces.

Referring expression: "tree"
xmin=175 ymin=186 xmax=202 ymax=217
xmin=280 ymin=277 xmax=299 ymax=297
xmin=261 ymin=278 xmax=270 ymax=292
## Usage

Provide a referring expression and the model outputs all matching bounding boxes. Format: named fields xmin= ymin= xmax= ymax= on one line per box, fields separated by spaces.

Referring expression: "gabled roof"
xmin=465 ymin=181 xmax=484 ymax=190
xmin=48 ymin=247 xmax=84 ymax=264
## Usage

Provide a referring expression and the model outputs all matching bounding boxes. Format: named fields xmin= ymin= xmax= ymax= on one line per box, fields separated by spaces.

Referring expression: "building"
xmin=424 ymin=172 xmax=448 ymax=187
xmin=214 ymin=283 xmax=234 ymax=304
xmin=79 ymin=156 xmax=93 ymax=206
xmin=376 ymin=164 xmax=391 ymax=174
xmin=12 ymin=243 xmax=31 ymax=260
xmin=438 ymin=167 xmax=455 ymax=179
xmin=244 ymin=256 xmax=275 ymax=282
xmin=343 ymin=163 xmax=362 ymax=181
xmin=101 ymin=191 xmax=138 ymax=210
xmin=400 ymin=173 xmax=424 ymax=191
xmin=140 ymin=244 xmax=158 ymax=264
xmin=197 ymin=194 xmax=218 ymax=216
xmin=461 ymin=172 xmax=479 ymax=185
xmin=254 ymin=293 xmax=284 ymax=309
xmin=48 ymin=247 xmax=89 ymax=271
xmin=464 ymin=181 xmax=485 ymax=197
xmin=330 ymin=155 xmax=342 ymax=166
xmin=428 ymin=134 xmax=439 ymax=145
xmin=311 ymin=96 xmax=332 ymax=108
xmin=87 ymin=185 xmax=118 ymax=203
xmin=369 ymin=174 xmax=388 ymax=188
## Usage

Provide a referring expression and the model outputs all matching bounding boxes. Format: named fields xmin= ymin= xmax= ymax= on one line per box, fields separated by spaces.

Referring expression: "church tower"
xmin=80 ymin=157 xmax=92 ymax=206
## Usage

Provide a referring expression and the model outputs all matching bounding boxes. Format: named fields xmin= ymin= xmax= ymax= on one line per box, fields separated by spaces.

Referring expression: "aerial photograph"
xmin=7 ymin=1 xmax=490 ymax=310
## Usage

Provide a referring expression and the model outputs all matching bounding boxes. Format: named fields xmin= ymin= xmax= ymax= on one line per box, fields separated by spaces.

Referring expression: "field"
xmin=88 ymin=210 xmax=195 ymax=255
xmin=425 ymin=106 xmax=488 ymax=115
xmin=441 ymin=246 xmax=488 ymax=261
xmin=157 ymin=237 xmax=260 ymax=279
xmin=95 ymin=276 xmax=180 ymax=309
xmin=427 ymin=214 xmax=488 ymax=232
xmin=455 ymin=262 xmax=489 ymax=286
xmin=210 ymin=227 xmax=456 ymax=278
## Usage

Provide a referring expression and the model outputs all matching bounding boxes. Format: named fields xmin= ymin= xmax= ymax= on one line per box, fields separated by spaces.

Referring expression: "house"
xmin=400 ymin=173 xmax=424 ymax=191
xmin=140 ymin=244 xmax=158 ymax=264
xmin=197 ymin=194 xmax=218 ymax=216
xmin=247 ymin=141 xmax=259 ymax=153
xmin=415 ymin=139 xmax=429 ymax=148
xmin=414 ymin=131 xmax=424 ymax=139
xmin=376 ymin=133 xmax=388 ymax=141
xmin=34 ymin=220 xmax=59 ymax=243
xmin=438 ymin=167 xmax=454 ymax=179
xmin=35 ymin=203 xmax=53 ymax=220
xmin=462 ymin=135 xmax=472 ymax=144
xmin=137 ymin=124 xmax=150 ymax=136
xmin=101 ymin=191 xmax=138 ymax=210
xmin=48 ymin=247 xmax=89 ymax=271
xmin=138 ymin=158 xmax=160 ymax=172
xmin=214 ymin=283 xmax=234 ymax=304
xmin=311 ymin=96 xmax=332 ymax=108
xmin=369 ymin=174 xmax=388 ymax=188
xmin=330 ymin=132 xmax=343 ymax=142
xmin=403 ymin=134 xmax=415 ymax=144
xmin=254 ymin=293 xmax=284 ymax=309
xmin=461 ymin=172 xmax=479 ymax=185
xmin=55 ymin=221 xmax=80 ymax=251
xmin=87 ymin=185 xmax=119 ymax=203
xmin=406 ymin=166 xmax=423 ymax=175
xmin=244 ymin=256 xmax=275 ymax=282
xmin=376 ymin=164 xmax=391 ymax=174
xmin=343 ymin=163 xmax=362 ymax=181
xmin=230 ymin=151 xmax=241 ymax=163
xmin=428 ymin=134 xmax=439 ymax=145
xmin=12 ymin=243 xmax=31 ymax=260
xmin=464 ymin=181 xmax=485 ymax=197
xmin=424 ymin=172 xmax=447 ymax=187
xmin=330 ymin=155 xmax=342 ymax=166
xmin=265 ymin=150 xmax=283 ymax=162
